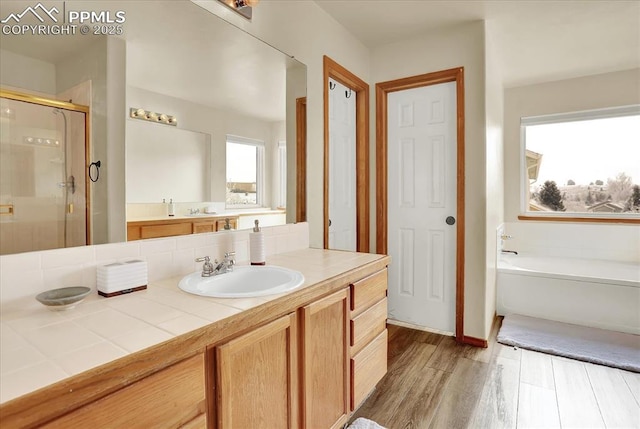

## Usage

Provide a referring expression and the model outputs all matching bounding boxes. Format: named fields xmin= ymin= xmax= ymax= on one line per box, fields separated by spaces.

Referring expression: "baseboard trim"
xmin=387 ymin=319 xmax=454 ymax=337
xmin=462 ymin=335 xmax=488 ymax=348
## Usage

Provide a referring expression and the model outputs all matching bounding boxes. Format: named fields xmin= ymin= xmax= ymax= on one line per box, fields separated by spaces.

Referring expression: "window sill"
xmin=518 ymin=214 xmax=640 ymax=224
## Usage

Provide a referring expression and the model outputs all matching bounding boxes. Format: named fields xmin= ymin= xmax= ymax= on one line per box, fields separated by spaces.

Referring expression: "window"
xmin=521 ymin=106 xmax=640 ymax=218
xmin=226 ymin=136 xmax=264 ymax=207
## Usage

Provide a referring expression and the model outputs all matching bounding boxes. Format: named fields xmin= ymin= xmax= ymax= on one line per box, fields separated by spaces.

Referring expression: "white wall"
xmin=504 ymin=69 xmax=640 ymax=263
xmin=105 ymin=37 xmax=127 ymax=244
xmin=192 ymin=0 xmax=370 ymax=248
xmin=370 ymin=21 xmax=489 ymax=340
xmin=0 ymin=49 xmax=56 ymax=95
xmin=484 ymin=21 xmax=505 ymax=336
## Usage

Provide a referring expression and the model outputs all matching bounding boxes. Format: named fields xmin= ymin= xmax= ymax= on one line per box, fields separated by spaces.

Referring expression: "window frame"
xmin=519 ymin=105 xmax=640 ymax=224
xmin=277 ymin=140 xmax=286 ymax=209
xmin=225 ymin=135 xmax=265 ymax=209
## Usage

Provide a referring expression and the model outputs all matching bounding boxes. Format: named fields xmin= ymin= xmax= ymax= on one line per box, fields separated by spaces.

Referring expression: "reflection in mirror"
xmin=0 ymin=0 xmax=306 ymax=255
xmin=0 ymin=93 xmax=89 ymax=255
xmin=126 ymin=121 xmax=211 ymax=203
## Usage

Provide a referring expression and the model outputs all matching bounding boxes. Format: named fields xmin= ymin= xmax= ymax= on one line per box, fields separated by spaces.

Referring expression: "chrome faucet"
xmin=189 ymin=208 xmax=200 ymax=215
xmin=213 ymin=252 xmax=236 ymax=275
xmin=500 ymin=234 xmax=517 ymax=255
xmin=195 ymin=256 xmax=215 ymax=277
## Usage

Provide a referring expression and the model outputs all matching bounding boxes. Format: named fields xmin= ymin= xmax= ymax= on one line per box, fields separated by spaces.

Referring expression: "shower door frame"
xmin=0 ymin=88 xmax=92 ymax=246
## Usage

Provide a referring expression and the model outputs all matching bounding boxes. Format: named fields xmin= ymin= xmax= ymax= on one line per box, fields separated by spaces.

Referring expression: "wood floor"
xmin=350 ymin=319 xmax=640 ymax=429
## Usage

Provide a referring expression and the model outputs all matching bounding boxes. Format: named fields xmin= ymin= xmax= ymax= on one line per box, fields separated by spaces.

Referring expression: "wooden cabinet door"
xmin=216 ymin=313 xmax=298 ymax=429
xmin=300 ymin=288 xmax=349 ymax=429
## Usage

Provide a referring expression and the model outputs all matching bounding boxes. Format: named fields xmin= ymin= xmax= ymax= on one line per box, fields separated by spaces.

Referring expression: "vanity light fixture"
xmin=129 ymin=107 xmax=177 ymax=127
xmin=216 ymin=0 xmax=260 ymax=20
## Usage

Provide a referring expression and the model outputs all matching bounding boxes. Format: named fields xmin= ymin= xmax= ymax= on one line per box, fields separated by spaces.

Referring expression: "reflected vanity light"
xmin=1 ymin=107 xmax=15 ymax=119
xmin=129 ymin=107 xmax=177 ymax=127
xmin=23 ymin=136 xmax=60 ymax=146
xmin=216 ymin=0 xmax=260 ymax=20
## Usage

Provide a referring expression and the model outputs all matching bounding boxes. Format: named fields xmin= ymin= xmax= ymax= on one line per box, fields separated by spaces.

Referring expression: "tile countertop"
xmin=0 ymin=248 xmax=386 ymax=404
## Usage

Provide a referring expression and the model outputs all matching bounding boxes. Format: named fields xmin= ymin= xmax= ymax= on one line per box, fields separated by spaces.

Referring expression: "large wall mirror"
xmin=0 ymin=0 xmax=307 ymax=255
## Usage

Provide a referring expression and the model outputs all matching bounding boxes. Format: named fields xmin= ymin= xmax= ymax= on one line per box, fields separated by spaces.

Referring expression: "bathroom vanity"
xmin=126 ymin=215 xmax=240 ymax=240
xmin=0 ymin=249 xmax=389 ymax=428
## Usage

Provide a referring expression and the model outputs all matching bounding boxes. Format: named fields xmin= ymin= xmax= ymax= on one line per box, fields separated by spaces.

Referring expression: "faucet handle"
xmin=224 ymin=251 xmax=236 ymax=258
xmin=195 ymin=256 xmax=210 ymax=263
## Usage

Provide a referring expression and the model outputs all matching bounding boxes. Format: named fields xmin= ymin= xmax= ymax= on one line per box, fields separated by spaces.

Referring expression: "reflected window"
xmin=521 ymin=106 xmax=640 ymax=217
xmin=226 ymin=136 xmax=264 ymax=207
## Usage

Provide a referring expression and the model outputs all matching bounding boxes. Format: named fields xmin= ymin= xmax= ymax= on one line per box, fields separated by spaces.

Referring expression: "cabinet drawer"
xmin=216 ymin=218 xmax=237 ymax=231
xmin=42 ymin=354 xmax=206 ymax=428
xmin=351 ymin=298 xmax=387 ymax=354
xmin=140 ymin=222 xmax=192 ymax=239
xmin=350 ymin=269 xmax=387 ymax=316
xmin=350 ymin=329 xmax=388 ymax=410
xmin=193 ymin=222 xmax=215 ymax=234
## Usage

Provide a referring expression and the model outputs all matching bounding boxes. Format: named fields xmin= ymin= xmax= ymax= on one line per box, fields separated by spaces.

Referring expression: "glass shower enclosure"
xmin=0 ymin=90 xmax=89 ymax=255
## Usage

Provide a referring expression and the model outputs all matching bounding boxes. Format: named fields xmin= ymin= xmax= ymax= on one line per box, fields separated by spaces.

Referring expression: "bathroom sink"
xmin=178 ymin=266 xmax=305 ymax=298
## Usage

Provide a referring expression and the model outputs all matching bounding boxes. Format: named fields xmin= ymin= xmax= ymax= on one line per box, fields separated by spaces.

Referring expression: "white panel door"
xmin=387 ymin=82 xmax=457 ymax=333
xmin=328 ymin=78 xmax=357 ymax=251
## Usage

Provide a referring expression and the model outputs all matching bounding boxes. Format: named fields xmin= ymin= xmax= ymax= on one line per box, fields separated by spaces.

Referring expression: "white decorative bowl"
xmin=36 ymin=286 xmax=91 ymax=311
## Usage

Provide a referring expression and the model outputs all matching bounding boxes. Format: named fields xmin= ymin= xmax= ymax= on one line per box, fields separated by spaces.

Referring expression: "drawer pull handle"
xmin=0 ymin=204 xmax=14 ymax=216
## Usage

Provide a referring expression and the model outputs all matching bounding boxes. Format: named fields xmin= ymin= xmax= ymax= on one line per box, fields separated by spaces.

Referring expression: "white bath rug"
xmin=346 ymin=418 xmax=387 ymax=429
xmin=498 ymin=314 xmax=640 ymax=372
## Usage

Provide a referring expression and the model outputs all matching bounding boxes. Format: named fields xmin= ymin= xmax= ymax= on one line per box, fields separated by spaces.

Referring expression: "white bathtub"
xmin=496 ymin=253 xmax=640 ymax=335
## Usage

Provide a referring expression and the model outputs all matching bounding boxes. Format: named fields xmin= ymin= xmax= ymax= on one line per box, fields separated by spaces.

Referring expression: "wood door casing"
xmin=296 ymin=97 xmax=307 ymax=223
xmin=323 ymin=56 xmax=370 ymax=252
xmin=376 ymin=67 xmax=467 ymax=343
xmin=300 ymin=288 xmax=350 ymax=429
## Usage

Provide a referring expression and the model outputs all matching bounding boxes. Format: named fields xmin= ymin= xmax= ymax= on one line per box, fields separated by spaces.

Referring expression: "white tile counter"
xmin=0 ymin=248 xmax=387 ymax=404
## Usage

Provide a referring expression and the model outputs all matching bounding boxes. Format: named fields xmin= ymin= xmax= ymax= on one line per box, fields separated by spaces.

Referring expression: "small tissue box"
xmin=97 ymin=260 xmax=148 ymax=297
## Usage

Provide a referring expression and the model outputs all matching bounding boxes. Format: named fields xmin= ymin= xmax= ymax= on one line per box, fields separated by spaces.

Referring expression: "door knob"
xmin=328 ymin=219 xmax=332 ymax=227
xmin=445 ymin=216 xmax=456 ymax=225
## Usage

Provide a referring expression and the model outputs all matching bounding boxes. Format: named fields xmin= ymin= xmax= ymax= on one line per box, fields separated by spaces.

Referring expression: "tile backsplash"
xmin=0 ymin=222 xmax=309 ymax=313
xmin=503 ymin=221 xmax=640 ymax=262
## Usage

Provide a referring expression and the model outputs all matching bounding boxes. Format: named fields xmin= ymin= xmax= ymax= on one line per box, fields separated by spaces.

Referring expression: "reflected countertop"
xmin=126 ymin=208 xmax=286 ymax=223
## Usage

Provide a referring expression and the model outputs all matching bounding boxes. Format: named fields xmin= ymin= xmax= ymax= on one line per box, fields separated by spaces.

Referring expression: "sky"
xmin=226 ymin=142 xmax=257 ymax=183
xmin=526 ymin=115 xmax=640 ymax=187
